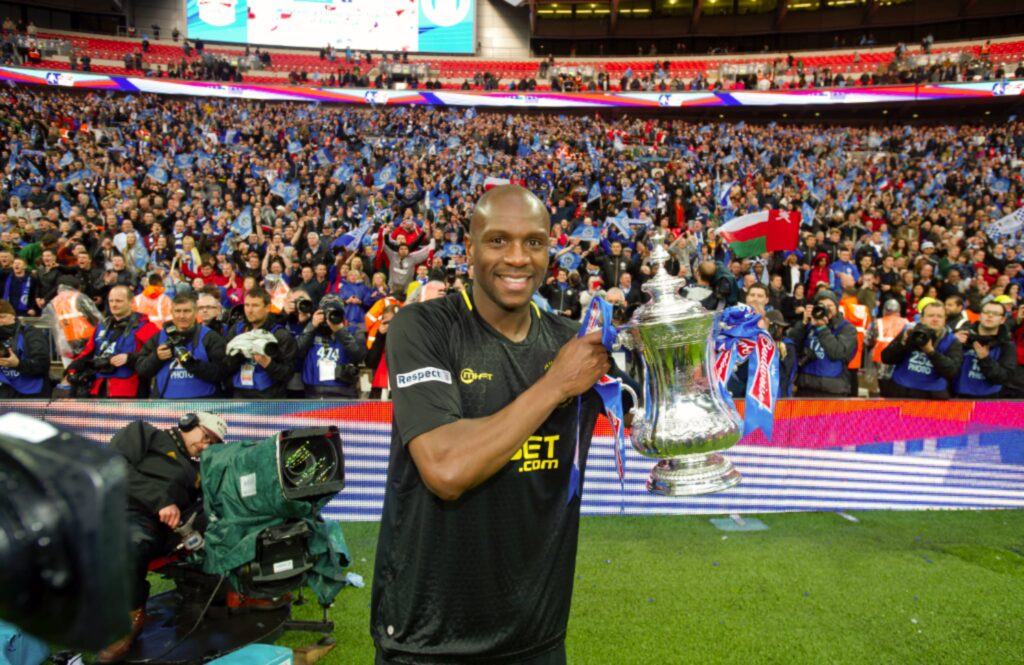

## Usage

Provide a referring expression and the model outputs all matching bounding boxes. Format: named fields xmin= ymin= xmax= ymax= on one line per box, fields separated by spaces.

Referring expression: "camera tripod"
xmin=123 ymin=562 xmax=335 ymax=665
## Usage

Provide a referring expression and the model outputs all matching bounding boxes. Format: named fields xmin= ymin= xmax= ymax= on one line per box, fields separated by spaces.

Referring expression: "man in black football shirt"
xmin=371 ymin=185 xmax=611 ymax=664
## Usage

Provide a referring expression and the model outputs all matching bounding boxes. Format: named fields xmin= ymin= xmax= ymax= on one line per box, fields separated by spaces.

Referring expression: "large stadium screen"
xmin=186 ymin=0 xmax=475 ymax=54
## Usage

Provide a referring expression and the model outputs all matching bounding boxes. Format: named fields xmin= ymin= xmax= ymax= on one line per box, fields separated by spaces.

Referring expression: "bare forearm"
xmin=410 ymin=374 xmax=569 ymax=501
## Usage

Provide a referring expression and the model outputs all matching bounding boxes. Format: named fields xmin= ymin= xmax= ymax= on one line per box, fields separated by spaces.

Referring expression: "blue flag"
xmin=232 ymin=206 xmax=253 ymax=237
xmin=588 ymin=181 xmax=601 ymax=203
xmin=571 ymin=225 xmax=602 ymax=243
xmin=59 ymin=152 xmax=74 ymax=168
xmin=802 ymin=201 xmax=815 ymax=226
xmin=621 ymin=185 xmax=636 ymax=203
xmin=174 ymin=153 xmax=194 ymax=169
xmin=374 ymin=164 xmax=397 ymax=187
xmin=287 ymin=140 xmax=303 ymax=155
xmin=146 ymin=165 xmax=169 ymax=184
xmin=118 ymin=178 xmax=134 ymax=191
xmin=332 ymin=163 xmax=354 ymax=183
xmin=314 ymin=148 xmax=334 ymax=167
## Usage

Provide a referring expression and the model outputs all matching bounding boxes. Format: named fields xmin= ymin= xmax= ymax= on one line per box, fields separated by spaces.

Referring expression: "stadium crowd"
xmin=0 ymin=84 xmax=1022 ymax=401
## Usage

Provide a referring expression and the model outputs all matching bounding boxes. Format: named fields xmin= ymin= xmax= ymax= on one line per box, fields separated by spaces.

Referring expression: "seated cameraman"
xmin=98 ymin=412 xmax=228 ymax=663
xmin=880 ymin=300 xmax=963 ymax=400
xmin=297 ymin=295 xmax=366 ymax=398
xmin=952 ymin=300 xmax=1017 ymax=398
xmin=66 ymin=284 xmax=160 ymax=398
xmin=788 ymin=290 xmax=858 ymax=398
xmin=0 ymin=300 xmax=50 ymax=398
xmin=137 ymin=293 xmax=228 ymax=399
xmin=224 ymin=286 xmax=297 ymax=398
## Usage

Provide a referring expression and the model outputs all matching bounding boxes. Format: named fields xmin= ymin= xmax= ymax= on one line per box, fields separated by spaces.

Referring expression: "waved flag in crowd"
xmin=716 ymin=209 xmax=801 ymax=258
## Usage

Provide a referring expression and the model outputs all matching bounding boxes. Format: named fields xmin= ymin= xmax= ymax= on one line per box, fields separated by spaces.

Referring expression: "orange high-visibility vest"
xmin=132 ymin=292 xmax=173 ymax=327
xmin=841 ymin=298 xmax=870 ymax=370
xmin=52 ymin=290 xmax=96 ymax=349
xmin=364 ymin=296 xmax=400 ymax=349
xmin=872 ymin=315 xmax=909 ymax=364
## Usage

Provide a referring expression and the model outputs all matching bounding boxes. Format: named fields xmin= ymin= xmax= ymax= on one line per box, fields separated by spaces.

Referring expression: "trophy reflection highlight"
xmin=620 ymin=234 xmax=743 ymax=496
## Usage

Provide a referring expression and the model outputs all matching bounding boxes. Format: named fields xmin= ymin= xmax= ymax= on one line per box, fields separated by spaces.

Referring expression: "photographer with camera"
xmin=788 ymin=290 xmax=858 ymax=397
xmin=952 ymin=301 xmax=1017 ymax=398
xmin=98 ymin=412 xmax=228 ymax=663
xmin=880 ymin=300 xmax=963 ymax=399
xmin=297 ymin=295 xmax=366 ymax=398
xmin=0 ymin=300 xmax=50 ymax=398
xmin=65 ymin=285 xmax=160 ymax=397
xmin=224 ymin=286 xmax=297 ymax=398
xmin=137 ymin=293 xmax=228 ymax=399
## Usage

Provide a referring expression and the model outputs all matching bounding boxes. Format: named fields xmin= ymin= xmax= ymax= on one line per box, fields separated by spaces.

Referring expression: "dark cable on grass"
xmin=138 ymin=574 xmax=226 ymax=663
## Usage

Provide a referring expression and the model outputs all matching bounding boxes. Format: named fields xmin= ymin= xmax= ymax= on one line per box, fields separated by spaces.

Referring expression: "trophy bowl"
xmin=621 ymin=235 xmax=743 ymax=496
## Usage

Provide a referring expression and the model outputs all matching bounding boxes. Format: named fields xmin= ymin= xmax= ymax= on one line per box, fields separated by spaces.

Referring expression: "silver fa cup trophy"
xmin=619 ymin=233 xmax=743 ymax=496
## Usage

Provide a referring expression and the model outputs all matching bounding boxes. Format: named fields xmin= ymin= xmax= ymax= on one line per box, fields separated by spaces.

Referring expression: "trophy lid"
xmin=634 ymin=232 xmax=708 ymax=325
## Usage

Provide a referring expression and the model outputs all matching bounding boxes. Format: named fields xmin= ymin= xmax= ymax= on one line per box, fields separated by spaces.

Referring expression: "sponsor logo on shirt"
xmin=459 ymin=368 xmax=493 ymax=384
xmin=510 ymin=434 xmax=561 ymax=473
xmin=395 ymin=367 xmax=452 ymax=388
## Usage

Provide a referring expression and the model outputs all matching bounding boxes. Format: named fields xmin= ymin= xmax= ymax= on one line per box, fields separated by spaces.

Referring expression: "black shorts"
xmin=374 ymin=642 xmax=567 ymax=665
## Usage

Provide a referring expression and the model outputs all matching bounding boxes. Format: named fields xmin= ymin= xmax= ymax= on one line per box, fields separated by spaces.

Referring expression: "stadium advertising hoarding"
xmin=4 ymin=66 xmax=1022 ymax=107
xmin=186 ymin=0 xmax=476 ymax=54
xmin=5 ymin=399 xmax=1023 ymax=521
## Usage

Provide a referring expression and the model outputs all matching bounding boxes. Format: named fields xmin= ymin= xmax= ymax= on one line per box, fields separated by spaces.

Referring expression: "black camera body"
xmin=0 ymin=338 xmax=13 ymax=359
xmin=966 ymin=332 xmax=996 ymax=348
xmin=907 ymin=324 xmax=939 ymax=350
xmin=326 ymin=309 xmax=345 ymax=326
xmin=0 ymin=417 xmax=131 ymax=650
xmin=92 ymin=354 xmax=116 ymax=374
xmin=335 ymin=362 xmax=360 ymax=384
xmin=164 ymin=325 xmax=194 ymax=364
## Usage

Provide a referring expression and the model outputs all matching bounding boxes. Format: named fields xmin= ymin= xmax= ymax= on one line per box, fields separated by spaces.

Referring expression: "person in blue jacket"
xmin=952 ymin=300 xmax=1018 ymax=398
xmin=881 ymin=300 xmax=963 ymax=399
xmin=136 ymin=293 xmax=227 ymax=399
xmin=0 ymin=300 xmax=50 ymax=398
xmin=296 ymin=295 xmax=366 ymax=398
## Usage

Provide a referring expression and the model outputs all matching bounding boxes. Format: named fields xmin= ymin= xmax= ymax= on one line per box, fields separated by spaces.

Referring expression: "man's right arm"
xmin=390 ymin=310 xmax=609 ymax=502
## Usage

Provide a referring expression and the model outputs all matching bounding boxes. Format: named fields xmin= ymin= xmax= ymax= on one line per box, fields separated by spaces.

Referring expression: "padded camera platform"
xmin=123 ymin=590 xmax=291 ymax=665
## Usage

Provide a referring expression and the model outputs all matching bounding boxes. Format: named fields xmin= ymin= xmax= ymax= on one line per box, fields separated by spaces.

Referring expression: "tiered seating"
xmin=16 ymin=28 xmax=1024 ymax=90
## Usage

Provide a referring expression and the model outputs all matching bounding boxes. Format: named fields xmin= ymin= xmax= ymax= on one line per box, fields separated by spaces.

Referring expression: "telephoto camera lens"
xmin=327 ymin=310 xmax=345 ymax=326
xmin=297 ymin=299 xmax=314 ymax=315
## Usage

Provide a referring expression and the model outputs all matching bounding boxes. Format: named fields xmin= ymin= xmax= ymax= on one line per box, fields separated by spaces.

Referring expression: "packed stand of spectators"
xmin=0 ymin=85 xmax=1023 ymax=401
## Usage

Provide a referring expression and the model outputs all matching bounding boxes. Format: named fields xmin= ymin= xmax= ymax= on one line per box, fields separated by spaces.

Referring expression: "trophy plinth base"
xmin=646 ymin=453 xmax=741 ymax=496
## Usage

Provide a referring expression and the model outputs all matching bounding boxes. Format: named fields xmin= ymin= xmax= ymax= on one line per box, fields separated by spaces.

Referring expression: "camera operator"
xmin=224 ymin=286 xmax=297 ymax=398
xmin=880 ymin=300 xmax=963 ymax=399
xmin=65 ymin=285 xmax=160 ymax=397
xmin=297 ymin=295 xmax=366 ymax=398
xmin=137 ymin=293 xmax=227 ymax=399
xmin=97 ymin=412 xmax=227 ymax=662
xmin=788 ymin=290 xmax=858 ymax=397
xmin=0 ymin=300 xmax=50 ymax=398
xmin=282 ymin=289 xmax=316 ymax=396
xmin=952 ymin=301 xmax=1017 ymax=398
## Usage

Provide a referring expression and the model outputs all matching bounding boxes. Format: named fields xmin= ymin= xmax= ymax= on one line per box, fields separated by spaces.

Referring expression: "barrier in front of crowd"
xmin=1 ymin=65 xmax=1020 ymax=108
xmin=2 ymin=398 xmax=1022 ymax=521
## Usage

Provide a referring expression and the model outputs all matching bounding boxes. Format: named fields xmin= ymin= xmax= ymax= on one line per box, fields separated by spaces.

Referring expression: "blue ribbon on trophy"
xmin=567 ymin=297 xmax=626 ymax=504
xmin=711 ymin=304 xmax=779 ymax=441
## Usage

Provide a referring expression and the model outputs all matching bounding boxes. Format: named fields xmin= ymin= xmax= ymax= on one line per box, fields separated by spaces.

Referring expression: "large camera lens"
xmin=811 ymin=304 xmax=829 ymax=320
xmin=326 ymin=310 xmax=345 ymax=326
xmin=297 ymin=299 xmax=314 ymax=315
xmin=0 ymin=418 xmax=131 ymax=649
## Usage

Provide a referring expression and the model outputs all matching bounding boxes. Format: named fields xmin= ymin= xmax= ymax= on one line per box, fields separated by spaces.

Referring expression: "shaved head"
xmin=469 ymin=185 xmax=550 ymax=238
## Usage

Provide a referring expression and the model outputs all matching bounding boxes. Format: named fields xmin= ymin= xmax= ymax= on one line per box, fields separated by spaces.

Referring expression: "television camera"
xmin=0 ymin=416 xmax=350 ymax=664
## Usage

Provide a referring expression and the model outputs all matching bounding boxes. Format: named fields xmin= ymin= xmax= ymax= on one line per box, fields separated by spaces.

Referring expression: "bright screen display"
xmin=186 ymin=0 xmax=475 ymax=54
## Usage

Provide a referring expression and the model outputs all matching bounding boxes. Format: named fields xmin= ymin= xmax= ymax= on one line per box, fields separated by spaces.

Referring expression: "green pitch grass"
xmin=189 ymin=510 xmax=1024 ymax=663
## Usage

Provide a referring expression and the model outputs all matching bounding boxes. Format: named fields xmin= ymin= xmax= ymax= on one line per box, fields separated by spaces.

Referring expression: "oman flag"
xmin=716 ymin=209 xmax=801 ymax=258
xmin=484 ymin=177 xmax=525 ymax=191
